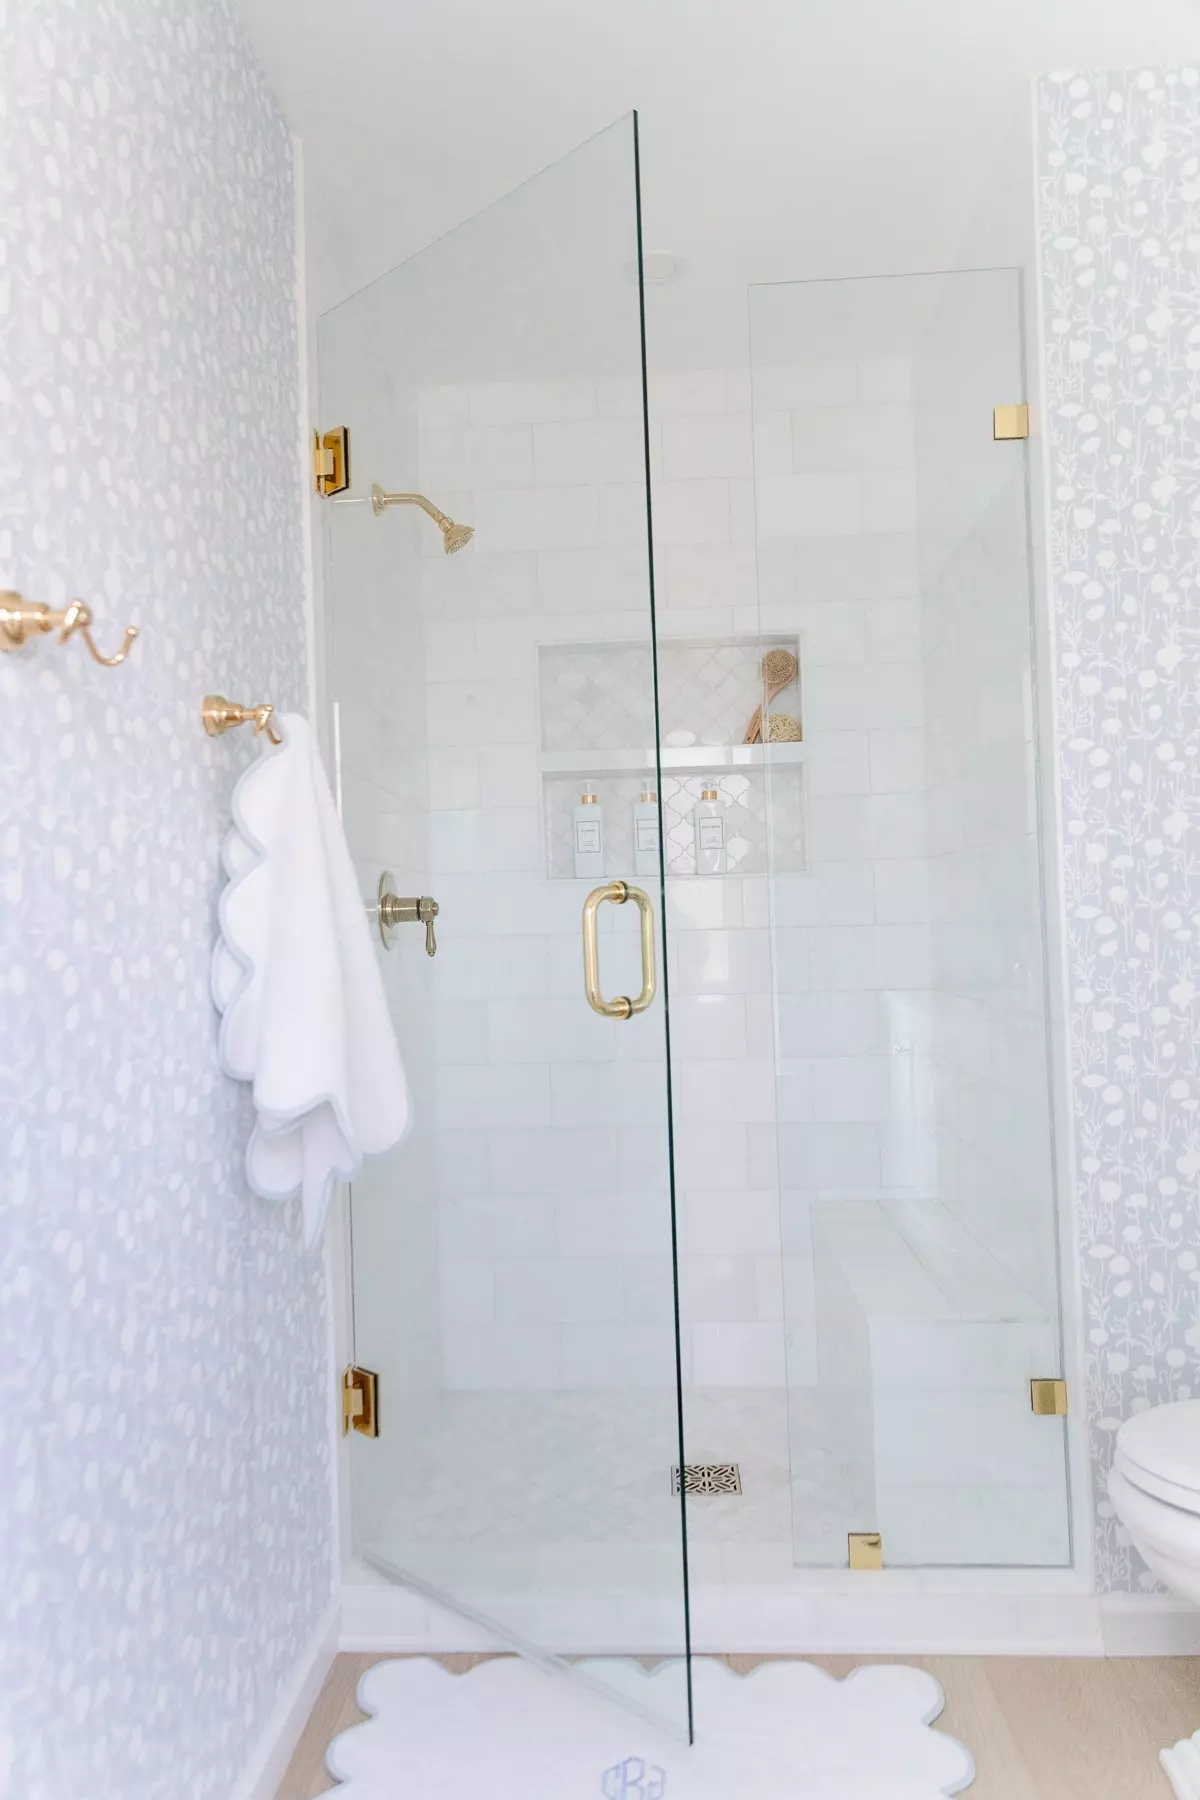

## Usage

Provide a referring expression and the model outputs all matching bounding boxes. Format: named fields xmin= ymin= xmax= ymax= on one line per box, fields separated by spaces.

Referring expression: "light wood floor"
xmin=275 ymin=1651 xmax=1200 ymax=1798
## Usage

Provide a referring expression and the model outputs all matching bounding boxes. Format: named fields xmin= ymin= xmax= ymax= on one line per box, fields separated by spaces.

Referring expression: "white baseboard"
xmin=1101 ymin=1593 xmax=1200 ymax=1655
xmin=338 ymin=1573 xmax=1200 ymax=1662
xmin=340 ymin=1574 xmax=506 ymax=1653
xmin=339 ymin=1572 xmax=1109 ymax=1658
xmin=230 ymin=1598 xmax=341 ymax=1800
xmin=691 ymin=1586 xmax=1106 ymax=1656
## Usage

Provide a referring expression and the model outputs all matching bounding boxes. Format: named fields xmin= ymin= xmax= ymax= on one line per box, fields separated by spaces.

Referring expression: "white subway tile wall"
xmin=323 ymin=327 xmax=447 ymax=1532
xmin=418 ymin=373 xmax=666 ymax=1392
xmin=747 ymin=278 xmax=1066 ymax=1568
xmin=914 ymin=316 xmax=1059 ymax=1312
xmin=400 ymin=333 xmax=1064 ymax=1573
xmin=412 ymin=352 xmax=930 ymax=1400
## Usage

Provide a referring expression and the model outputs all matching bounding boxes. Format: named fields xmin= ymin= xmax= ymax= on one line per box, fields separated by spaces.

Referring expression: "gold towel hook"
xmin=58 ymin=598 xmax=140 ymax=666
xmin=201 ymin=693 xmax=283 ymax=746
xmin=0 ymin=591 xmax=139 ymax=666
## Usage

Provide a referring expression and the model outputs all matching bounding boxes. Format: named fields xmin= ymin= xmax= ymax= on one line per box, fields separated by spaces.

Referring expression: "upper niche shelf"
xmin=537 ymin=633 xmax=803 ymax=760
xmin=540 ymin=743 xmax=805 ymax=776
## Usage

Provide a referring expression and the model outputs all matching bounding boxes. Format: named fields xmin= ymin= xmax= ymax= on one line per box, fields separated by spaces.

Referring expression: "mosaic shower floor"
xmin=360 ymin=1387 xmax=869 ymax=1646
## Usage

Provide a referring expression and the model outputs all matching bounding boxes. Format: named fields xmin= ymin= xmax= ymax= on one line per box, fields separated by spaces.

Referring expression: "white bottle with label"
xmin=632 ymin=790 xmax=660 ymax=878
xmin=572 ymin=785 xmax=605 ymax=879
xmin=693 ymin=786 xmax=727 ymax=875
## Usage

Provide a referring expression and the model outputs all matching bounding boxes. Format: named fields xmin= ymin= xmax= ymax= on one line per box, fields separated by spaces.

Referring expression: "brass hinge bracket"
xmin=993 ymin=403 xmax=1030 ymax=441
xmin=848 ymin=1531 xmax=883 ymax=1570
xmin=342 ymin=1364 xmax=379 ymax=1437
xmin=1031 ymin=1377 xmax=1068 ymax=1416
xmin=313 ymin=426 xmax=350 ymax=496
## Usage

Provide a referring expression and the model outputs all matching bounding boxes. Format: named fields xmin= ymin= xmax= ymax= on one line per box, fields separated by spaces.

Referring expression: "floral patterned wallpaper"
xmin=1038 ymin=67 xmax=1200 ymax=1590
xmin=0 ymin=2 xmax=332 ymax=1794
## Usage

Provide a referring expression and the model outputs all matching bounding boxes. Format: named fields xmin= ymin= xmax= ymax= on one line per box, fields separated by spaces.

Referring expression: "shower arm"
xmin=370 ymin=488 xmax=452 ymax=527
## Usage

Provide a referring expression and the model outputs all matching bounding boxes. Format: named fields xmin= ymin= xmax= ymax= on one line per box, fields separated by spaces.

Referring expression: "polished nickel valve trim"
xmin=376 ymin=872 xmax=438 ymax=955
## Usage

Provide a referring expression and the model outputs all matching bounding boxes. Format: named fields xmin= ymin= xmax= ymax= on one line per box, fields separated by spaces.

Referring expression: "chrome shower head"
xmin=371 ymin=483 xmax=474 ymax=556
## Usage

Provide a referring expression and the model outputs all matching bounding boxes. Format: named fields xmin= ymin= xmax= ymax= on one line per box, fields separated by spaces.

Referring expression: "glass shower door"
xmin=319 ymin=117 xmax=692 ymax=1736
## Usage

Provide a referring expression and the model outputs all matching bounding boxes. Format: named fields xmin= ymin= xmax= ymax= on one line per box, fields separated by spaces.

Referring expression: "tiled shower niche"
xmin=539 ymin=635 xmax=802 ymax=751
xmin=543 ymin=767 xmax=806 ymax=879
xmin=538 ymin=636 xmax=806 ymax=880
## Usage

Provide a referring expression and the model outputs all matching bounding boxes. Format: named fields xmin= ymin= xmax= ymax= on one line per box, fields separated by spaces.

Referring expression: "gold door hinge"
xmin=313 ymin=426 xmax=350 ymax=496
xmin=342 ymin=1364 xmax=378 ymax=1436
xmin=993 ymin=403 xmax=1030 ymax=441
xmin=848 ymin=1531 xmax=883 ymax=1570
xmin=1030 ymin=1378 xmax=1068 ymax=1416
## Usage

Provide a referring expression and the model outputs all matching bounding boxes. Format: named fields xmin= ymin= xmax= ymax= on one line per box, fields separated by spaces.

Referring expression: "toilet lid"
xmin=1116 ymin=1401 xmax=1200 ymax=1515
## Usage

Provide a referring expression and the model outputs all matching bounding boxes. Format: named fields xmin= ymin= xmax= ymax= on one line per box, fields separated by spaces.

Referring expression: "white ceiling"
xmin=239 ymin=0 xmax=1198 ymax=324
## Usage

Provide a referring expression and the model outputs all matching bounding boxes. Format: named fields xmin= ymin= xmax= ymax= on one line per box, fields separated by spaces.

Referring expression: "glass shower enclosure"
xmin=751 ymin=269 xmax=1071 ymax=1570
xmin=318 ymin=114 xmax=1075 ymax=1746
xmin=319 ymin=117 xmax=694 ymax=1736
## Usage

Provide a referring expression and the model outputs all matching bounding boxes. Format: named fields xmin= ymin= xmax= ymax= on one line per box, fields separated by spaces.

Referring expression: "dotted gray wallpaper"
xmin=0 ymin=2 xmax=332 ymax=1795
xmin=1038 ymin=67 xmax=1200 ymax=1590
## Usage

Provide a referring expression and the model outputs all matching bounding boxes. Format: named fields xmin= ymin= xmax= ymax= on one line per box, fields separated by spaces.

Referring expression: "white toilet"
xmin=1107 ymin=1400 xmax=1200 ymax=1798
xmin=1108 ymin=1400 xmax=1200 ymax=1603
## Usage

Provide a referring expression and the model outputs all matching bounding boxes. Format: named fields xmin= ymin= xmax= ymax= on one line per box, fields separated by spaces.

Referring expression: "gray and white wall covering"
xmin=0 ymin=3 xmax=331 ymax=1796
xmin=1038 ymin=67 xmax=1200 ymax=1590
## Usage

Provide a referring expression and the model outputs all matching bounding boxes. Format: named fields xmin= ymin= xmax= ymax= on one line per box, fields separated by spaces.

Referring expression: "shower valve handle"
xmin=419 ymin=897 xmax=439 ymax=957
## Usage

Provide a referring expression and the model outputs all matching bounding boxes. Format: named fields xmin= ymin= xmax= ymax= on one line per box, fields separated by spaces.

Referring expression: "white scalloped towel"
xmin=211 ymin=713 xmax=410 ymax=1247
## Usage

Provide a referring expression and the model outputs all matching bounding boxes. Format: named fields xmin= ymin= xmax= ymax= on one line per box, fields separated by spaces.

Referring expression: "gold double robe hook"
xmin=0 ymin=592 xmax=139 ymax=665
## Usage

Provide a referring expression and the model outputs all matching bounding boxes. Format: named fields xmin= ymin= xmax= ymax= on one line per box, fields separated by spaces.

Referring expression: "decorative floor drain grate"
xmin=671 ymin=1463 xmax=742 ymax=1496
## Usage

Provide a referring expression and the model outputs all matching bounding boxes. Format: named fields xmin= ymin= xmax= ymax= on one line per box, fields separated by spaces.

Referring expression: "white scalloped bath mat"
xmin=326 ymin=1656 xmax=974 ymax=1798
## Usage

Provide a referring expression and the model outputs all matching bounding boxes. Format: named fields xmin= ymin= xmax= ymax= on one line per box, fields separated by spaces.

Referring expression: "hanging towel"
xmin=211 ymin=713 xmax=410 ymax=1247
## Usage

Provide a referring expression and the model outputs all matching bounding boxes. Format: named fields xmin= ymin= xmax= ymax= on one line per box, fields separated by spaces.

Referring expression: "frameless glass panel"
xmin=750 ymin=269 xmax=1070 ymax=1568
xmin=319 ymin=116 xmax=692 ymax=1734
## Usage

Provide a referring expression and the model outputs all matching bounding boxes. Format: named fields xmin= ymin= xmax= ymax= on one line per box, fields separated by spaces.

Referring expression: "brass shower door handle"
xmin=582 ymin=881 xmax=657 ymax=1020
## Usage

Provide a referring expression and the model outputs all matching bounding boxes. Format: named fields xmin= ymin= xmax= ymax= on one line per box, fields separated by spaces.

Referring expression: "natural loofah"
xmin=743 ymin=647 xmax=799 ymax=744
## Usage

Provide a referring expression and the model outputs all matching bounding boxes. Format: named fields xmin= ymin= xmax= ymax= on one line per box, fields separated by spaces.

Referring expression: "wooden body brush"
xmin=744 ymin=647 xmax=799 ymax=744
